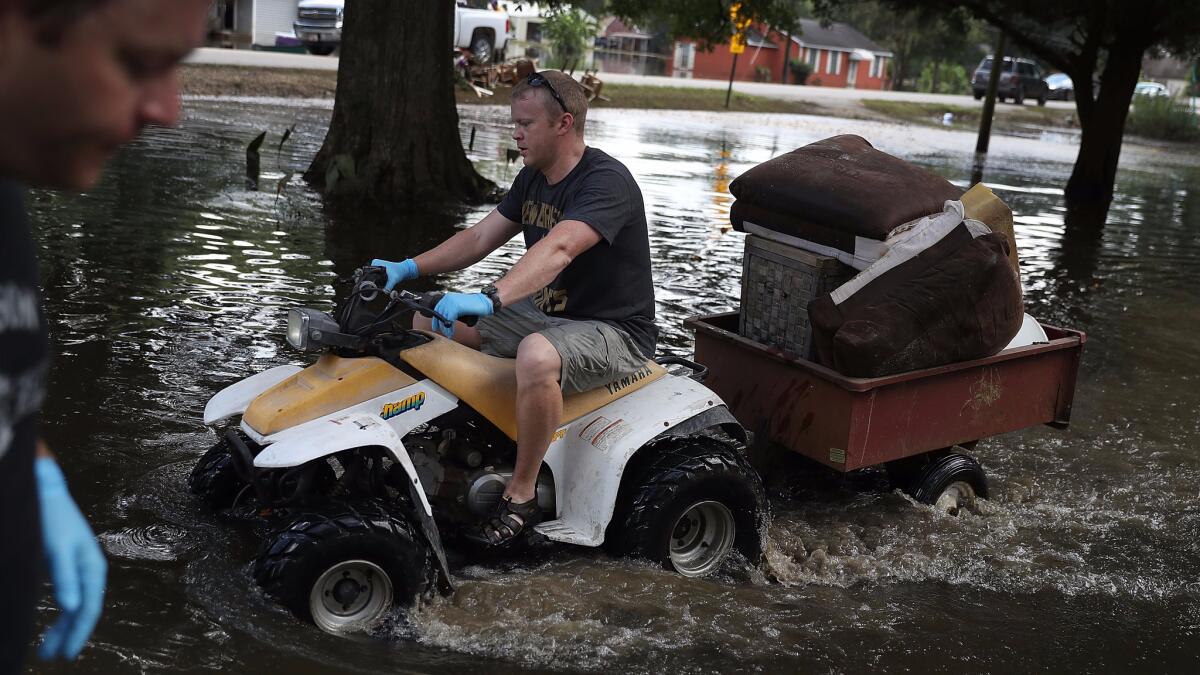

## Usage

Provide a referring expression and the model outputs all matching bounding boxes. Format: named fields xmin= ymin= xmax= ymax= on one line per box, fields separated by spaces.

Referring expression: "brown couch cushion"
xmin=808 ymin=228 xmax=1023 ymax=378
xmin=729 ymin=135 xmax=963 ymax=243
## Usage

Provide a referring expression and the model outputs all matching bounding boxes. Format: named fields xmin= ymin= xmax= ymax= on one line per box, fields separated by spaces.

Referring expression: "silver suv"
xmin=972 ymin=56 xmax=1049 ymax=106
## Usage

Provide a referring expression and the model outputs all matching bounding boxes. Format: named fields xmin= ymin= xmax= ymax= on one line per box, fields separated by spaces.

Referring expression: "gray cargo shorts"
xmin=476 ymin=298 xmax=649 ymax=395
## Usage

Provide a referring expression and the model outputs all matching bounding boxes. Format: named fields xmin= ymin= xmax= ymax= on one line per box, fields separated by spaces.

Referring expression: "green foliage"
xmin=607 ymin=0 xmax=802 ymax=50
xmin=543 ymin=7 xmax=598 ymax=70
xmin=788 ymin=58 xmax=812 ymax=84
xmin=1126 ymin=95 xmax=1200 ymax=142
xmin=917 ymin=61 xmax=969 ymax=94
xmin=815 ymin=1 xmax=1200 ymax=84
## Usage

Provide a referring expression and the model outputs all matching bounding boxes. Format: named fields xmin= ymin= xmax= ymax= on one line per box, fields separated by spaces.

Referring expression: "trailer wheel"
xmin=907 ymin=453 xmax=988 ymax=515
xmin=253 ymin=500 xmax=436 ymax=634
xmin=607 ymin=437 xmax=768 ymax=577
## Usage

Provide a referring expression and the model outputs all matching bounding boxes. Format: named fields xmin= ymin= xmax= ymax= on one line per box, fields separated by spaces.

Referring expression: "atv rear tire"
xmin=607 ymin=438 xmax=768 ymax=577
xmin=253 ymin=500 xmax=436 ymax=634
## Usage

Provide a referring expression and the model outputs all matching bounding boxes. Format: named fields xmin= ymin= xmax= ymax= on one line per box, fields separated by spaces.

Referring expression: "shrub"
xmin=1126 ymin=95 xmax=1200 ymax=142
xmin=543 ymin=8 xmax=597 ymax=71
xmin=917 ymin=62 xmax=969 ymax=95
xmin=788 ymin=59 xmax=811 ymax=85
xmin=754 ymin=65 xmax=772 ymax=82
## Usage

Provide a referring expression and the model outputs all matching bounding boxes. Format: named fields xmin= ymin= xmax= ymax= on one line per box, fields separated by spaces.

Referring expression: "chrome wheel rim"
xmin=933 ymin=481 xmax=977 ymax=516
xmin=310 ymin=559 xmax=393 ymax=634
xmin=472 ymin=38 xmax=492 ymax=63
xmin=668 ymin=500 xmax=736 ymax=577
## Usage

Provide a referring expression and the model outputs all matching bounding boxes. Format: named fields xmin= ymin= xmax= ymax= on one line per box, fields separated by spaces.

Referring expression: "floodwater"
xmin=25 ymin=98 xmax=1200 ymax=673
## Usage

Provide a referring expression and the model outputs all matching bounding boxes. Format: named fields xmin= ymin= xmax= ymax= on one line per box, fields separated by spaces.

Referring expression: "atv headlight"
xmin=286 ymin=308 xmax=311 ymax=350
xmin=286 ymin=308 xmax=340 ymax=352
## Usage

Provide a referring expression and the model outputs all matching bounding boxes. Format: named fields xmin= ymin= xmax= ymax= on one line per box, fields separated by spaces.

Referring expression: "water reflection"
xmin=25 ymin=99 xmax=1200 ymax=674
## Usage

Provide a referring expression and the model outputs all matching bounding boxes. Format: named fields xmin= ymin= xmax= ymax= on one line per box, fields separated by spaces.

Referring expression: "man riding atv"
xmin=192 ymin=71 xmax=765 ymax=633
xmin=372 ymin=70 xmax=656 ymax=548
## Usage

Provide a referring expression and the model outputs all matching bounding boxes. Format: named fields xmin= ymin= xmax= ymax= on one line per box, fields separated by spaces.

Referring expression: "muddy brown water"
xmin=24 ymin=99 xmax=1200 ymax=673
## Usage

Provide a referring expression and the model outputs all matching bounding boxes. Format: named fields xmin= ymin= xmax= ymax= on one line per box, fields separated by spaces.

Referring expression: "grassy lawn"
xmin=458 ymin=82 xmax=829 ymax=115
xmin=181 ymin=65 xmax=829 ymax=115
xmin=860 ymin=98 xmax=1077 ymax=131
xmin=180 ymin=64 xmax=1089 ymax=134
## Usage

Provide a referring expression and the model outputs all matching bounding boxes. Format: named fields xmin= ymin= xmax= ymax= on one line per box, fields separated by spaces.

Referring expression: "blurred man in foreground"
xmin=0 ymin=0 xmax=211 ymax=668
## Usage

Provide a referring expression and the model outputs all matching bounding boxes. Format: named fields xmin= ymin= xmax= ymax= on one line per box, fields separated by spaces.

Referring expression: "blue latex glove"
xmin=432 ymin=292 xmax=494 ymax=338
xmin=35 ymin=457 xmax=107 ymax=661
xmin=370 ymin=258 xmax=419 ymax=291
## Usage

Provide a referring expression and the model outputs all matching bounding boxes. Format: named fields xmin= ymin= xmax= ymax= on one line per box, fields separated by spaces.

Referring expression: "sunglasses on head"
xmin=527 ymin=72 xmax=568 ymax=113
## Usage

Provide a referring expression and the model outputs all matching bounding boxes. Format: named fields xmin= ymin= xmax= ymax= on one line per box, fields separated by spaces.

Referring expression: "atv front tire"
xmin=253 ymin=500 xmax=436 ymax=634
xmin=188 ymin=435 xmax=250 ymax=510
xmin=189 ymin=434 xmax=336 ymax=511
xmin=608 ymin=438 xmax=768 ymax=577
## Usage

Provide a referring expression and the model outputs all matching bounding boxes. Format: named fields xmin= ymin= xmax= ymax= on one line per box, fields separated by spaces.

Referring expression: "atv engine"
xmin=404 ymin=426 xmax=555 ymax=523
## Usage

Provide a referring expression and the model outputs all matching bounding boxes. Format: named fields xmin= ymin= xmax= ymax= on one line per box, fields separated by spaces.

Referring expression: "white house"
xmin=210 ymin=0 xmax=300 ymax=49
xmin=499 ymin=2 xmax=550 ymax=60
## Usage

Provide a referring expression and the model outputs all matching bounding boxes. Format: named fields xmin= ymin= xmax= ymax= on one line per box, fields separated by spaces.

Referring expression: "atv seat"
xmin=400 ymin=331 xmax=666 ymax=441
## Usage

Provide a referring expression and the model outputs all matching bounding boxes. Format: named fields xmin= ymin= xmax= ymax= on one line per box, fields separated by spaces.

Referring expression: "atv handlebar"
xmin=417 ymin=292 xmax=480 ymax=328
xmin=349 ymin=267 xmax=478 ymax=332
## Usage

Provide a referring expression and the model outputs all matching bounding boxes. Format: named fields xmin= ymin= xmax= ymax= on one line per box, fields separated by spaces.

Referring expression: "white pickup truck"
xmin=294 ymin=0 xmax=509 ymax=62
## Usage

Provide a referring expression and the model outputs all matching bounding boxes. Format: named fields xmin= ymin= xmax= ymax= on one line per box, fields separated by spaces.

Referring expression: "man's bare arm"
xmin=493 ymin=220 xmax=602 ymax=305
xmin=412 ymin=208 xmax=522 ymax=276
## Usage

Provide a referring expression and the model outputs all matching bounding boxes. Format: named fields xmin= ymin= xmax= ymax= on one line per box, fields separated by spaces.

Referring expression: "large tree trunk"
xmin=305 ymin=0 xmax=495 ymax=206
xmin=1062 ymin=41 xmax=1145 ymax=232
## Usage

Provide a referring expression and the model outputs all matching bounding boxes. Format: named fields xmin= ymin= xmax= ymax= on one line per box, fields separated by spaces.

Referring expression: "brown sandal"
xmin=467 ymin=496 xmax=543 ymax=547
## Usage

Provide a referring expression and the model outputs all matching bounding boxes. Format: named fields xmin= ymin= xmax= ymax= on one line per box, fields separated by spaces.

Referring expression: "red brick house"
xmin=670 ymin=18 xmax=892 ymax=90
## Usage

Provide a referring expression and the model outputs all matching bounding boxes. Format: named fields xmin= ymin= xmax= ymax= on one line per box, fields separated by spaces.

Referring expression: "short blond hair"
xmin=511 ymin=70 xmax=588 ymax=135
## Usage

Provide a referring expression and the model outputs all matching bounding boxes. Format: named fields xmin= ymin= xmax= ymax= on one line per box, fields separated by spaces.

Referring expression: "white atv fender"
xmin=203 ymin=365 xmax=303 ymax=426
xmin=537 ymin=374 xmax=739 ymax=547
xmin=255 ymin=411 xmax=434 ymax=515
xmin=244 ymin=383 xmax=461 ymax=594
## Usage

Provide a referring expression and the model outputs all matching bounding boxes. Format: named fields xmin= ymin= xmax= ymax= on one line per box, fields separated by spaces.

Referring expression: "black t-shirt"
xmin=0 ymin=180 xmax=48 ymax=668
xmin=497 ymin=146 xmax=658 ymax=357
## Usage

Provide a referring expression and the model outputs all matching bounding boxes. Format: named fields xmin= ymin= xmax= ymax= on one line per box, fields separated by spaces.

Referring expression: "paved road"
xmin=186 ymin=47 xmax=340 ymax=71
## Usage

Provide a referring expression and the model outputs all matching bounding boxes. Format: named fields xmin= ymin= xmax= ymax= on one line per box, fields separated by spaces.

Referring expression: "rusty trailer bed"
xmin=686 ymin=312 xmax=1086 ymax=472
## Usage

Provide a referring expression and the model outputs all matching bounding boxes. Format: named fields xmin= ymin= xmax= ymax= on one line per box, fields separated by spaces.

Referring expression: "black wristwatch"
xmin=481 ymin=283 xmax=503 ymax=312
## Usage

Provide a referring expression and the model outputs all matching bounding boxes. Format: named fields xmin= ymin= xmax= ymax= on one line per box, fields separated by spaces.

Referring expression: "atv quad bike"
xmin=190 ymin=266 xmax=767 ymax=634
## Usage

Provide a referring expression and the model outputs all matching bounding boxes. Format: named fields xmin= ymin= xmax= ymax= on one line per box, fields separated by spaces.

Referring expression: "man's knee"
xmin=515 ymin=334 xmax=561 ymax=386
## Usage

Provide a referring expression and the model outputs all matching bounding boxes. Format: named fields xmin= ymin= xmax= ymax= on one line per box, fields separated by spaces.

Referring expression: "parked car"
xmin=1133 ymin=81 xmax=1170 ymax=98
xmin=294 ymin=0 xmax=342 ymax=56
xmin=1045 ymin=72 xmax=1074 ymax=100
xmin=453 ymin=0 xmax=510 ymax=64
xmin=972 ymin=56 xmax=1049 ymax=106
xmin=293 ymin=1 xmax=510 ymax=62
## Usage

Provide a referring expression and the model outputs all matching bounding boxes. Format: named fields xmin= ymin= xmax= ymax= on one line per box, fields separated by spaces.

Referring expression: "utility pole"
xmin=972 ymin=30 xmax=1007 ymax=184
xmin=780 ymin=31 xmax=791 ymax=84
xmin=726 ymin=2 xmax=747 ymax=109
xmin=725 ymin=53 xmax=740 ymax=108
